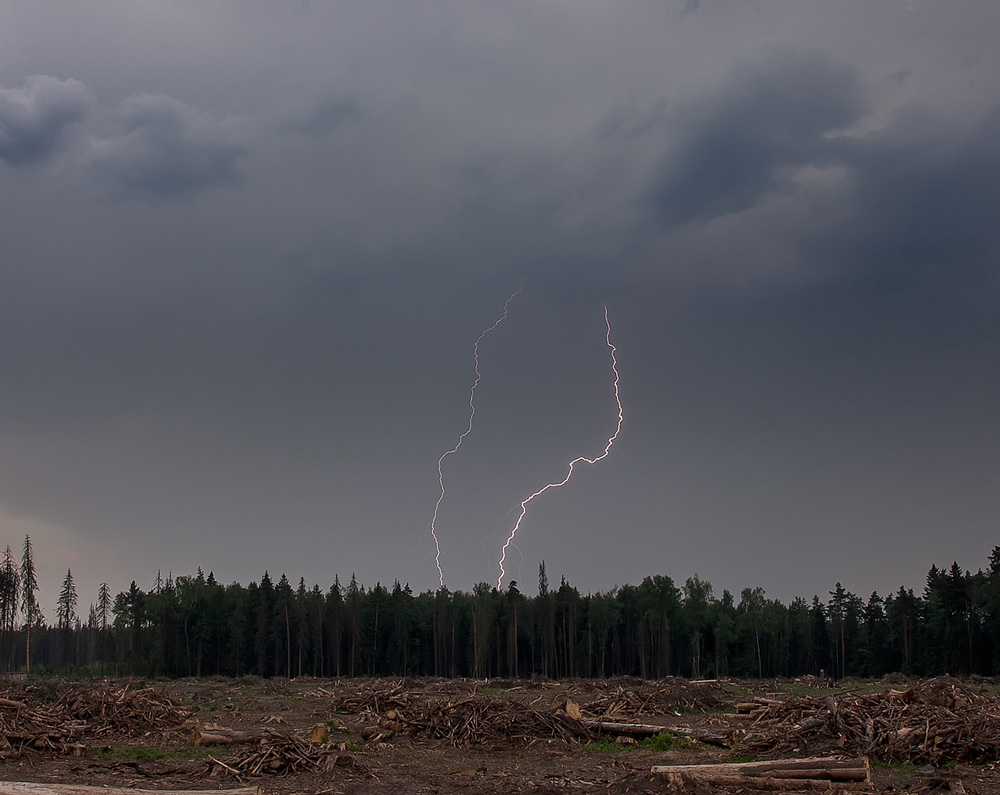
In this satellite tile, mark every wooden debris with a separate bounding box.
[653,756,871,790]
[0,681,193,759]
[584,719,734,746]
[741,676,1000,764]
[222,729,357,776]
[192,726,266,746]
[379,695,592,748]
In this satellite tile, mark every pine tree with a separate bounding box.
[0,546,20,671]
[20,536,41,674]
[57,569,79,669]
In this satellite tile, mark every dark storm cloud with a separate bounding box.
[90,93,246,199]
[820,105,1000,281]
[648,50,867,228]
[280,95,359,136]
[0,75,93,167]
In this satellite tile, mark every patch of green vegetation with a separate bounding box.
[584,732,678,753]
[774,681,837,697]
[638,732,678,752]
[875,762,916,787]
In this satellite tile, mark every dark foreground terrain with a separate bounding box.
[2,675,997,793]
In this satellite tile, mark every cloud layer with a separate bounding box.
[2,1,999,615]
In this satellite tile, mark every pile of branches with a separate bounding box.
[221,729,358,777]
[741,676,999,765]
[377,694,593,748]
[584,679,729,717]
[0,681,192,758]
[329,678,419,715]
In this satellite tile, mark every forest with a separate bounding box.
[2,536,999,681]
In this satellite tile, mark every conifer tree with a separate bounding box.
[20,535,41,674]
[57,569,78,668]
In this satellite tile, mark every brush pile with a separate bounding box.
[583,678,729,717]
[377,694,593,748]
[741,676,1000,764]
[0,681,192,758]
[222,729,358,776]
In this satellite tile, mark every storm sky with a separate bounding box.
[2,1,999,617]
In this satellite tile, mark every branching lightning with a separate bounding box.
[496,306,623,589]
[429,288,521,587]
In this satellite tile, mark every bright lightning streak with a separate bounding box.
[496,306,623,589]
[429,288,522,587]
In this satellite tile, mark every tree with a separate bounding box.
[57,569,79,668]
[96,581,112,673]
[0,545,20,671]
[20,536,41,674]
[738,587,766,678]
[683,575,713,678]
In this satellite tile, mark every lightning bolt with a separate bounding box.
[429,288,522,587]
[496,306,622,589]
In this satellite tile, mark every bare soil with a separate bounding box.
[3,676,999,794]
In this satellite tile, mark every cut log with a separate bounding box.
[659,774,869,791]
[193,726,265,746]
[584,720,733,746]
[652,756,871,788]
[0,785,260,795]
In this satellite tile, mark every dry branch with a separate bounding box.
[740,676,999,764]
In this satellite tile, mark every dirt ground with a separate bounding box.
[3,676,999,794]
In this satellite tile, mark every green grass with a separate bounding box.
[584,732,678,753]
[638,732,678,752]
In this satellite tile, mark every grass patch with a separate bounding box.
[638,732,678,752]
[584,732,678,754]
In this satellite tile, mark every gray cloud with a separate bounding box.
[280,95,359,136]
[822,105,1000,281]
[648,50,866,228]
[0,75,93,167]
[90,93,246,199]
[3,1,1000,611]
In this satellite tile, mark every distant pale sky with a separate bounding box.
[2,1,999,617]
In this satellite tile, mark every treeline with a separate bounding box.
[4,538,1000,680]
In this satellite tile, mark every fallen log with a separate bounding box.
[659,774,870,791]
[194,726,266,746]
[652,756,870,785]
[0,785,260,795]
[584,720,733,746]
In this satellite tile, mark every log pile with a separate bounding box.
[0,682,193,758]
[652,756,871,791]
[741,676,998,764]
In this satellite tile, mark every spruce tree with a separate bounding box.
[20,536,41,674]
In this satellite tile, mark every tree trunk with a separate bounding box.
[652,756,870,787]
[586,720,733,746]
